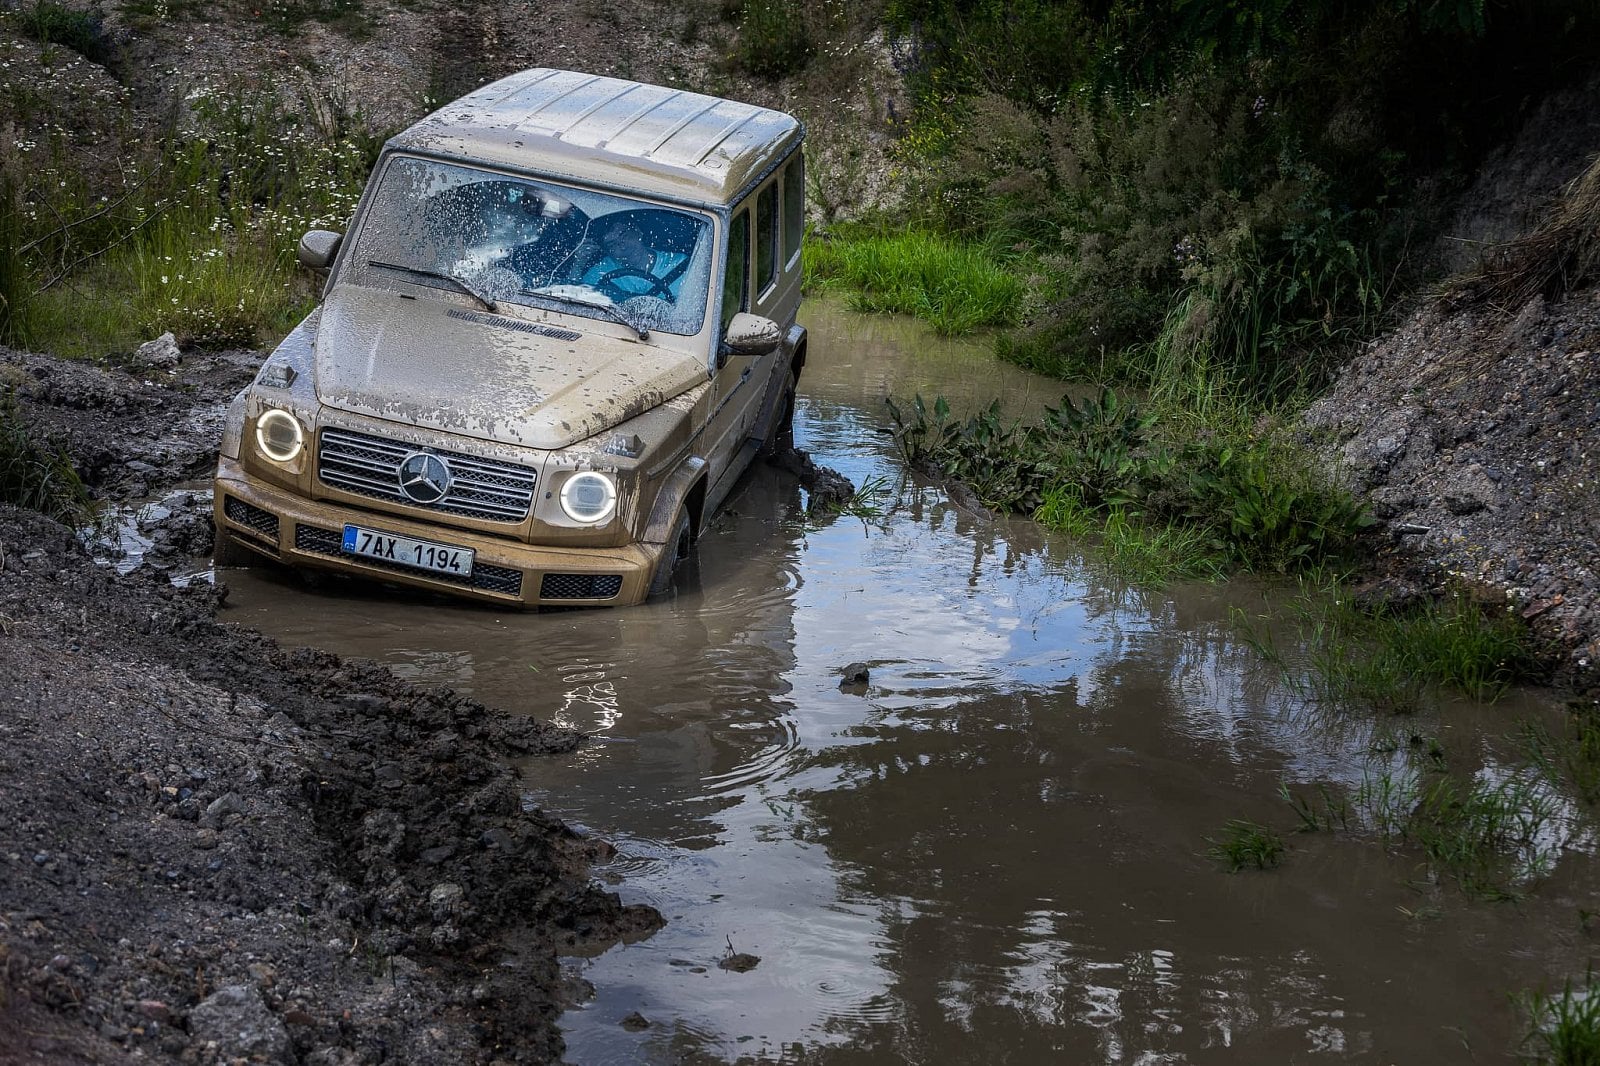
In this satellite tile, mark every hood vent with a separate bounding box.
[446,308,581,341]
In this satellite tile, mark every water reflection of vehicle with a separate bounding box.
[214,68,807,607]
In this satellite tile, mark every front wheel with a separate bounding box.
[759,369,797,458]
[648,509,693,599]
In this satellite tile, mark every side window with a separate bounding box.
[720,208,749,332]
[782,155,804,268]
[756,182,778,293]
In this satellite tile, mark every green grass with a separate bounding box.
[1523,706,1600,807]
[894,386,1369,582]
[1206,819,1285,872]
[1520,975,1600,1065]
[806,229,1023,335]
[0,395,90,525]
[10,88,374,358]
[1408,771,1560,897]
[1238,582,1539,716]
[1279,781,1351,833]
[1037,490,1226,585]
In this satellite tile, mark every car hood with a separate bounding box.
[313,285,707,450]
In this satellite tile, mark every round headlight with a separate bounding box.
[559,471,617,523]
[255,408,304,463]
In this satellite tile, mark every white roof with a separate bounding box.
[388,68,803,205]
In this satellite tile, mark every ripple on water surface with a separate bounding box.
[220,298,1594,1065]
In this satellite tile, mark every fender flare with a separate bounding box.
[642,455,707,544]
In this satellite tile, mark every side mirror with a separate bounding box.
[721,312,781,361]
[297,230,343,270]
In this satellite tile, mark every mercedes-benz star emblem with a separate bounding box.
[398,451,452,504]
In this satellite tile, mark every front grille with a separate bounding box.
[540,573,623,600]
[295,524,524,597]
[224,496,280,541]
[317,427,537,522]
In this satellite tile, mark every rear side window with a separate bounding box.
[756,183,778,292]
[783,155,804,266]
[721,208,749,331]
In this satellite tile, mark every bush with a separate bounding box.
[731,0,814,79]
[908,81,1385,399]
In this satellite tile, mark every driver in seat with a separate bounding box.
[576,216,685,301]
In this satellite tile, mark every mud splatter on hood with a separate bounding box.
[314,285,707,450]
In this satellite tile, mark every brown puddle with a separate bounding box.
[223,296,1597,1063]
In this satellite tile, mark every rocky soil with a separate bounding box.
[0,349,662,1064]
[1305,289,1600,695]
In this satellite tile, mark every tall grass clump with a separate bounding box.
[12,86,376,358]
[1206,819,1285,872]
[1519,975,1600,1065]
[0,175,24,346]
[1240,583,1539,715]
[807,229,1023,334]
[889,388,1371,581]
[0,395,90,525]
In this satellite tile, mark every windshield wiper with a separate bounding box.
[525,288,650,341]
[369,260,501,314]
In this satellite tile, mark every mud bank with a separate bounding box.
[0,347,661,1063]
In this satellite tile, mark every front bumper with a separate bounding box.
[213,456,658,607]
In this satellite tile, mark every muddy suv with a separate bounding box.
[214,69,806,606]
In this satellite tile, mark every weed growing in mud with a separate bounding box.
[1237,583,1539,715]
[1518,973,1600,1064]
[1206,819,1285,872]
[1523,707,1600,808]
[806,229,1023,335]
[1279,781,1351,834]
[829,473,894,532]
[0,395,89,525]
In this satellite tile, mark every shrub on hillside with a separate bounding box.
[909,80,1383,398]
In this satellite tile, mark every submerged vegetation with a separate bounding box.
[1238,583,1541,714]
[1519,974,1600,1065]
[1206,819,1285,872]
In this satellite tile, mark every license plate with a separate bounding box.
[342,524,475,577]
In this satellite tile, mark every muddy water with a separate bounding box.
[224,297,1596,1064]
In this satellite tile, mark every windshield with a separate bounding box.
[348,155,715,337]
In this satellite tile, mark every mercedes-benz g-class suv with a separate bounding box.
[213,69,806,606]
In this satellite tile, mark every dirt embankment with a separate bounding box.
[0,348,661,1063]
[1306,83,1600,696]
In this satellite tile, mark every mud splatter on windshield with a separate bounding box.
[350,155,715,336]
